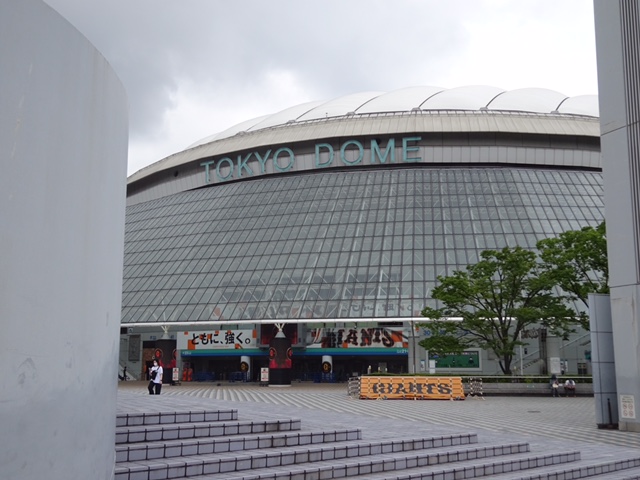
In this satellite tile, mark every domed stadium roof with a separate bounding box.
[188,86,599,148]
[129,86,599,183]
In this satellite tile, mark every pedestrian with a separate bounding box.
[148,359,163,395]
[550,374,560,398]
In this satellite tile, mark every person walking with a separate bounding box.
[550,374,560,398]
[148,359,163,395]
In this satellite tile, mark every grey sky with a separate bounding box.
[42,0,597,176]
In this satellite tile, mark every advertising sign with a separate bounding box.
[359,376,465,400]
[179,329,258,350]
[306,327,407,349]
[429,351,480,369]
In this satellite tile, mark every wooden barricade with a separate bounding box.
[359,376,465,400]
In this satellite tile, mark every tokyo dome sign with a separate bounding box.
[201,136,422,184]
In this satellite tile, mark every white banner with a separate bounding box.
[179,329,257,350]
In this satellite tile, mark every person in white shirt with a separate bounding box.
[148,359,163,395]
[564,379,576,397]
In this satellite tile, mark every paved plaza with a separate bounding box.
[117,381,640,451]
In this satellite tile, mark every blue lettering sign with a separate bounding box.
[340,140,364,166]
[402,136,422,162]
[315,143,334,167]
[216,157,234,180]
[255,149,272,174]
[371,139,395,163]
[202,136,425,183]
[237,152,253,177]
[201,160,215,184]
[273,147,295,172]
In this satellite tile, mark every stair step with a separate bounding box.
[113,441,529,480]
[116,409,237,427]
[234,450,580,480]
[584,464,640,480]
[495,458,640,480]
[116,428,364,462]
[115,419,302,444]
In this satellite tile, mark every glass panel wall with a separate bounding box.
[122,167,604,323]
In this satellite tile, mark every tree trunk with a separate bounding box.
[499,355,513,375]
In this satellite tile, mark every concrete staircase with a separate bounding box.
[114,406,640,480]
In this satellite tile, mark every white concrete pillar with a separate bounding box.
[0,1,128,478]
[595,0,640,432]
[589,293,619,428]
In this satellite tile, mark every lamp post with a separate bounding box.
[409,320,418,374]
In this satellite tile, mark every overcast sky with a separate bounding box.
[43,0,598,176]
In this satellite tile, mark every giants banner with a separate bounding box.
[359,376,465,400]
[306,327,408,349]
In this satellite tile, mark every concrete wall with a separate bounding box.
[594,0,640,432]
[0,1,128,478]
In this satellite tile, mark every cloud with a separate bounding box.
[43,0,597,175]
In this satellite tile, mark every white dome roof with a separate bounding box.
[189,85,598,148]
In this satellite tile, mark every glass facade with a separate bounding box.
[122,166,604,325]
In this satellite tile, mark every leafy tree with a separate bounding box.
[420,246,584,375]
[536,221,608,312]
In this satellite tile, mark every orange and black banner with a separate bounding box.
[359,376,465,400]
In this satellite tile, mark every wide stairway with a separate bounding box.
[114,404,640,480]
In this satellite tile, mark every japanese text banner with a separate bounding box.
[179,330,257,350]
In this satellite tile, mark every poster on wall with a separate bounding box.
[306,327,408,349]
[128,334,141,361]
[178,329,258,350]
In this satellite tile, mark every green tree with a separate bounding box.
[420,246,584,375]
[536,222,608,313]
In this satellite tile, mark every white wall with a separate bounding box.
[0,1,128,478]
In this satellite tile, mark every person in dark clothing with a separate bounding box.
[550,374,560,397]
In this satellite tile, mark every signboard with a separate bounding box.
[428,359,436,374]
[359,376,465,400]
[306,327,408,350]
[429,351,479,369]
[549,357,562,375]
[179,329,257,350]
[200,136,424,186]
[172,368,179,382]
[621,395,636,419]
[260,368,269,382]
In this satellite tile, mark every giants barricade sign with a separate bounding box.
[359,376,465,400]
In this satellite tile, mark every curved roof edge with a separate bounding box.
[189,86,598,149]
